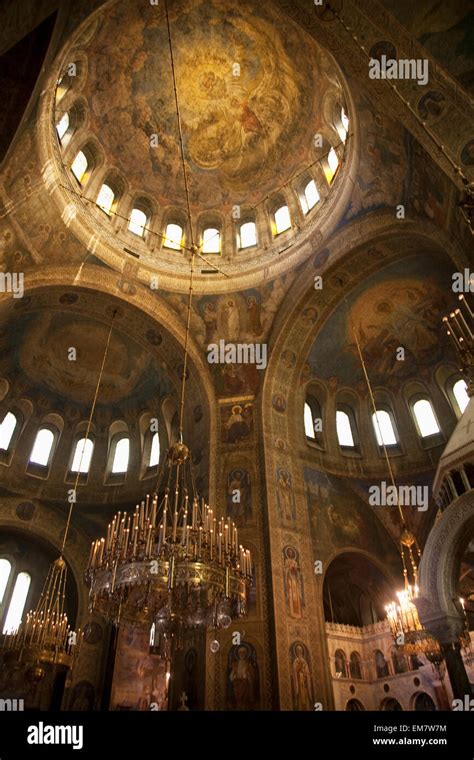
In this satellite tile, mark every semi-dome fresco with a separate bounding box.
[0,0,473,741]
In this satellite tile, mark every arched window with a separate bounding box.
[128,208,148,237]
[149,432,160,468]
[337,106,349,143]
[335,649,347,677]
[414,693,436,711]
[391,647,407,674]
[274,205,291,234]
[112,437,129,473]
[349,651,362,680]
[238,221,257,249]
[71,438,94,474]
[301,179,320,214]
[56,112,69,141]
[453,379,469,414]
[0,412,17,451]
[202,227,221,254]
[96,183,115,215]
[0,559,12,604]
[336,410,355,447]
[304,402,316,439]
[29,428,55,467]
[164,223,183,250]
[346,699,365,711]
[2,571,31,634]
[374,649,389,678]
[381,698,402,711]
[412,398,440,437]
[71,150,88,183]
[324,147,339,184]
[372,410,397,446]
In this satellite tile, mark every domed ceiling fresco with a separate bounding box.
[73,0,343,210]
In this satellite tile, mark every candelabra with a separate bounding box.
[443,293,474,396]
[86,441,251,634]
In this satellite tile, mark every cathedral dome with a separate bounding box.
[39,0,357,292]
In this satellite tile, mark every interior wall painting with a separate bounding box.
[110,626,168,711]
[226,642,260,711]
[226,468,252,525]
[283,545,305,619]
[290,641,314,711]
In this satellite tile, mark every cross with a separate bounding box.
[461,417,472,436]
[180,692,188,708]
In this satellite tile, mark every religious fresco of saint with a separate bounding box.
[110,627,168,711]
[290,641,314,711]
[226,468,252,525]
[226,642,260,711]
[276,468,297,526]
[220,402,254,443]
[282,545,305,619]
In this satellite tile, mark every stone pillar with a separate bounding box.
[439,641,472,702]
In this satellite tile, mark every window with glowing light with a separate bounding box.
[112,437,129,474]
[71,438,94,474]
[2,572,31,634]
[128,208,147,237]
[56,112,69,141]
[71,150,88,183]
[304,403,315,439]
[337,106,349,143]
[0,412,17,451]
[324,147,339,184]
[453,379,469,414]
[238,221,257,249]
[96,184,115,215]
[301,179,320,214]
[273,205,291,235]
[29,428,55,467]
[336,410,355,447]
[412,399,440,438]
[202,227,221,254]
[372,410,397,446]
[149,432,160,468]
[0,559,12,605]
[163,223,183,250]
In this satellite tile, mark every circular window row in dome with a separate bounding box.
[54,65,350,261]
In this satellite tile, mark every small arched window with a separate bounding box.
[202,227,221,254]
[56,112,69,141]
[349,651,362,680]
[238,221,257,249]
[337,106,349,143]
[71,438,94,474]
[372,410,397,446]
[301,179,320,214]
[273,205,291,235]
[112,437,130,473]
[164,223,183,250]
[71,150,88,183]
[0,559,12,604]
[412,399,440,437]
[375,649,389,678]
[336,410,355,447]
[2,571,31,634]
[453,379,469,414]
[324,147,339,184]
[304,402,316,439]
[96,183,115,215]
[29,428,55,467]
[128,208,148,237]
[149,432,160,468]
[0,412,17,451]
[335,649,347,677]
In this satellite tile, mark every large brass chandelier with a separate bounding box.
[86,0,252,637]
[86,441,251,632]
